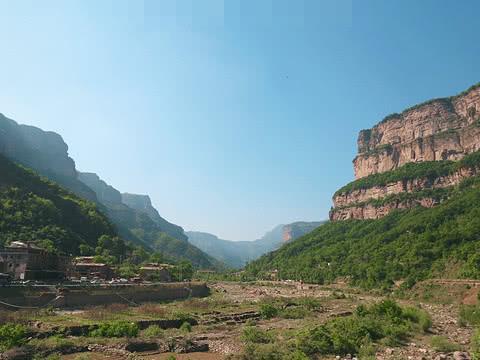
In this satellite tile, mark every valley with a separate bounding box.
[0,280,478,359]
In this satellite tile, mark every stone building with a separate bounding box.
[0,241,70,281]
[73,256,114,280]
[139,263,173,282]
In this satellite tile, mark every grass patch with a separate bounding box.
[242,326,275,344]
[459,305,480,326]
[430,336,461,352]
[143,325,164,338]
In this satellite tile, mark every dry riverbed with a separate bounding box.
[1,280,477,360]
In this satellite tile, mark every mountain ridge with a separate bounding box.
[187,221,324,268]
[0,113,216,268]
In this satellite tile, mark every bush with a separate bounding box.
[89,321,139,338]
[296,300,427,356]
[241,343,308,360]
[143,325,164,338]
[0,323,28,351]
[179,321,192,333]
[430,336,460,352]
[402,306,432,332]
[242,326,274,344]
[280,307,308,319]
[260,303,279,319]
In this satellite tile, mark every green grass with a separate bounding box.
[242,326,274,344]
[430,336,461,352]
[459,305,480,326]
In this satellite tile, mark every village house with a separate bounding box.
[73,256,114,280]
[0,241,70,281]
[139,263,173,282]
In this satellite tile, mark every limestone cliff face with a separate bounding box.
[354,85,480,179]
[330,167,478,221]
[331,83,480,221]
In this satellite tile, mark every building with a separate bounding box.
[0,241,70,281]
[139,263,173,282]
[73,256,114,280]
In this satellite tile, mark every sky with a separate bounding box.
[0,0,479,241]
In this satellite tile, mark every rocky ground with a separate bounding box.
[2,280,477,360]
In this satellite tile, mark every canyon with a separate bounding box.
[331,83,480,221]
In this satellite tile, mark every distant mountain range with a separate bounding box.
[187,221,325,268]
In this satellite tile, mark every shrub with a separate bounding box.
[260,303,279,319]
[88,321,139,338]
[0,323,28,351]
[459,305,480,326]
[179,321,192,333]
[143,325,164,338]
[280,307,309,319]
[297,297,322,311]
[296,300,427,356]
[430,336,460,352]
[402,306,432,332]
[241,343,308,360]
[242,326,274,344]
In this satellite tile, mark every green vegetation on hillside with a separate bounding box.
[337,150,480,196]
[0,154,121,256]
[247,175,480,288]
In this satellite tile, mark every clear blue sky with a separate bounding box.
[0,0,479,241]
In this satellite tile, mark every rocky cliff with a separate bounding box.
[354,84,480,179]
[121,193,187,242]
[331,83,480,221]
[0,112,217,268]
[0,113,97,201]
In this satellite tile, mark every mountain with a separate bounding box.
[187,222,324,268]
[75,172,217,268]
[0,113,97,202]
[121,193,186,242]
[330,82,480,221]
[246,82,480,287]
[0,153,119,256]
[0,113,217,268]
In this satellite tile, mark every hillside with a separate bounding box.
[246,173,480,287]
[0,154,122,256]
[77,172,216,268]
[187,222,324,268]
[0,113,217,268]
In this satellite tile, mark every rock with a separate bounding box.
[330,83,480,221]
[125,341,159,352]
[0,347,33,360]
[453,351,471,360]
